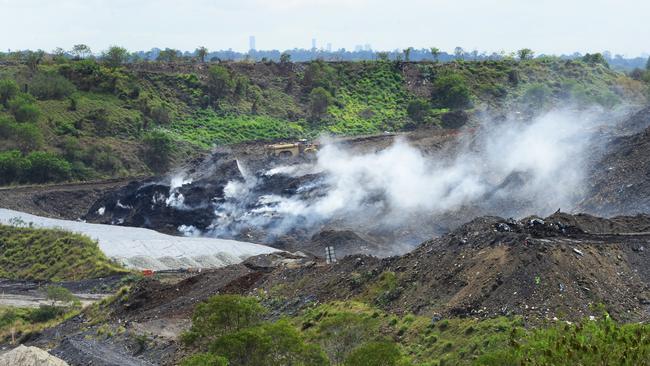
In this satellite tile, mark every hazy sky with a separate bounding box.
[1,0,648,56]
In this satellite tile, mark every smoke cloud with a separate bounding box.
[194,107,611,249]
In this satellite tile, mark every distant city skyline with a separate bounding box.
[1,0,649,57]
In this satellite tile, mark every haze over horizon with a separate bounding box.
[1,0,649,57]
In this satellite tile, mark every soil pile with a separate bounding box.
[0,345,68,366]
[304,230,381,258]
[254,212,650,322]
[580,107,650,216]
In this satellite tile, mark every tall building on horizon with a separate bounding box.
[326,43,332,52]
[311,38,317,50]
[249,35,256,51]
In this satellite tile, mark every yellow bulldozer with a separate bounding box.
[266,139,318,158]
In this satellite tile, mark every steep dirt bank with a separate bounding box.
[0,178,139,220]
[580,106,650,216]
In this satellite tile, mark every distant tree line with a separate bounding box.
[1,45,647,71]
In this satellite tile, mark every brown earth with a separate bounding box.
[0,178,141,220]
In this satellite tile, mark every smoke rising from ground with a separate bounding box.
[197,107,607,246]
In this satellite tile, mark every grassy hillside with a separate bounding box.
[0,224,127,281]
[0,57,647,185]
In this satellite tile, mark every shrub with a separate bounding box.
[209,319,328,366]
[8,93,40,123]
[181,353,228,366]
[303,60,337,93]
[24,151,72,183]
[182,294,266,348]
[0,150,29,184]
[0,78,19,107]
[45,285,78,308]
[13,121,44,152]
[310,311,380,364]
[432,73,471,110]
[207,65,234,98]
[309,87,333,120]
[29,305,64,323]
[344,341,404,366]
[406,99,430,122]
[29,72,76,99]
[478,315,650,366]
[522,83,551,109]
[142,130,175,174]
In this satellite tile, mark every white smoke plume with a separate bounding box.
[202,107,612,246]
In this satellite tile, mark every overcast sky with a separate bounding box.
[1,0,648,56]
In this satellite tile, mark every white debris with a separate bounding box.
[572,248,584,256]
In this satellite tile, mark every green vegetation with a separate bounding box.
[180,293,650,366]
[0,285,81,344]
[0,224,127,281]
[479,314,650,365]
[182,295,328,366]
[0,54,645,185]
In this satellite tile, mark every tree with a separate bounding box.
[45,285,77,308]
[377,52,390,61]
[209,320,328,366]
[313,312,380,364]
[183,294,266,348]
[403,47,413,62]
[71,44,92,60]
[646,56,650,71]
[52,47,67,63]
[0,79,18,107]
[344,341,404,366]
[207,65,234,98]
[582,53,609,68]
[102,46,129,68]
[454,46,465,60]
[280,52,291,63]
[432,73,471,110]
[517,48,534,61]
[430,47,440,63]
[196,46,209,63]
[22,50,45,72]
[309,87,333,120]
[157,48,180,62]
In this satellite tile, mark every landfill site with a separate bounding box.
[1,106,650,364]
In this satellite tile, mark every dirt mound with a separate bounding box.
[580,108,650,216]
[0,345,68,366]
[114,265,254,320]
[304,230,381,258]
[253,212,650,322]
[0,178,134,220]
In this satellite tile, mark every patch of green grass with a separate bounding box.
[171,113,305,146]
[478,314,650,366]
[0,224,128,281]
